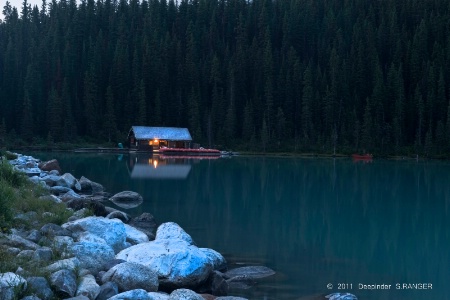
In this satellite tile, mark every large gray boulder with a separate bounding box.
[107,289,151,300]
[79,176,104,194]
[61,173,82,191]
[169,289,204,300]
[62,216,126,252]
[96,282,118,300]
[50,269,77,298]
[45,257,80,273]
[3,234,40,250]
[128,213,157,240]
[0,273,27,300]
[70,242,115,274]
[109,191,143,209]
[116,223,213,289]
[27,277,53,299]
[101,262,158,292]
[40,223,72,237]
[76,274,100,299]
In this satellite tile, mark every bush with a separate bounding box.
[0,162,27,187]
[0,180,15,232]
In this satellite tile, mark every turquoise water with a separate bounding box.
[27,152,450,300]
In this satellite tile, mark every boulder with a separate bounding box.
[223,266,275,281]
[0,273,27,294]
[60,190,82,202]
[62,216,126,253]
[70,242,115,274]
[108,289,151,300]
[20,296,41,300]
[50,269,77,298]
[50,186,71,195]
[101,262,158,292]
[128,213,157,240]
[32,247,53,262]
[40,223,72,237]
[66,199,107,217]
[96,282,118,300]
[199,248,227,272]
[106,211,130,223]
[26,277,53,299]
[3,234,40,250]
[46,257,80,273]
[26,230,42,243]
[38,159,62,173]
[76,274,100,300]
[124,224,149,245]
[169,289,204,300]
[155,222,193,244]
[147,292,170,300]
[77,232,107,244]
[116,239,213,290]
[17,250,35,260]
[38,194,62,203]
[109,191,143,209]
[61,173,82,191]
[41,174,62,187]
[207,271,228,296]
[215,297,248,300]
[79,176,104,194]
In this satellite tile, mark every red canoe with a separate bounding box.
[352,154,373,160]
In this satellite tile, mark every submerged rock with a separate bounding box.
[109,191,143,209]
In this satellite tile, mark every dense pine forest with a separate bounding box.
[1,0,450,156]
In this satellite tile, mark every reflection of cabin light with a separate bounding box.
[148,158,152,164]
[153,160,158,168]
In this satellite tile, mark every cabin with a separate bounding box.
[127,126,193,151]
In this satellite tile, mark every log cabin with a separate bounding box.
[127,126,193,151]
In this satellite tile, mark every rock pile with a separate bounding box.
[0,153,276,300]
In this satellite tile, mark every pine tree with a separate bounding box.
[47,86,62,141]
[103,86,117,143]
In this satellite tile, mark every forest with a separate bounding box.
[1,0,450,156]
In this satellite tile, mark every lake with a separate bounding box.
[25,152,450,300]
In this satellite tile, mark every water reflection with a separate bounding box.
[127,154,220,179]
[127,154,192,179]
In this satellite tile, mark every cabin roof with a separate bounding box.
[130,126,192,141]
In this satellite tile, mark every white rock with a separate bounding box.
[124,224,149,245]
[76,274,100,300]
[155,222,194,244]
[62,216,126,253]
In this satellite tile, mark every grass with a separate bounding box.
[0,152,75,299]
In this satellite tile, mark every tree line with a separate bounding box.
[1,0,450,156]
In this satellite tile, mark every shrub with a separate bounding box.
[0,162,27,187]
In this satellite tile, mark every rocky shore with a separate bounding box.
[0,153,276,300]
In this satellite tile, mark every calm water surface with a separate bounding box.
[27,152,450,300]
